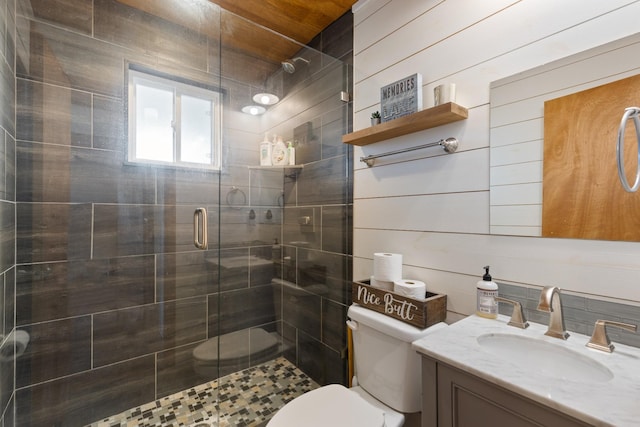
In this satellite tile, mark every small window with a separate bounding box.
[127,68,221,170]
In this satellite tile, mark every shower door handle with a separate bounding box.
[193,207,208,250]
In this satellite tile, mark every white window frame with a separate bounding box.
[127,68,222,170]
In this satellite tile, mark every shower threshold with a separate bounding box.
[87,357,318,427]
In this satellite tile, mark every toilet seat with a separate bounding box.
[267,384,386,427]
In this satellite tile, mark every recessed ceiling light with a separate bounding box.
[241,105,266,115]
[252,93,280,105]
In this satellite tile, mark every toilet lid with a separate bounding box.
[267,384,385,427]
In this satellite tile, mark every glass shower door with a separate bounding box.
[12,0,224,425]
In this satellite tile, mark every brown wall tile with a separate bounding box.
[297,330,344,386]
[217,283,277,335]
[16,316,91,387]
[16,256,155,325]
[26,0,93,35]
[156,342,207,398]
[16,141,157,204]
[17,78,92,147]
[3,132,15,202]
[93,204,206,258]
[92,95,124,151]
[0,201,14,273]
[93,298,206,367]
[16,202,92,263]
[0,53,14,136]
[321,205,352,255]
[3,268,14,340]
[282,283,321,340]
[156,251,216,301]
[296,155,349,206]
[322,300,347,353]
[94,0,209,73]
[16,355,155,427]
[156,168,220,205]
[16,17,124,96]
[0,274,14,412]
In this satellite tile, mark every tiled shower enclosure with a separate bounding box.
[0,0,353,425]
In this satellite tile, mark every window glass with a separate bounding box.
[181,95,213,164]
[135,83,174,162]
[128,68,221,170]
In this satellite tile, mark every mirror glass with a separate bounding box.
[489,32,640,240]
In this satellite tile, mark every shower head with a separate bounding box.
[281,59,296,74]
[281,57,310,74]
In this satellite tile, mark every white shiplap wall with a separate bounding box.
[352,0,640,321]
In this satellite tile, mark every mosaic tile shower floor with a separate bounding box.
[87,357,319,427]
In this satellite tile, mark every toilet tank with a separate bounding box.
[347,304,447,413]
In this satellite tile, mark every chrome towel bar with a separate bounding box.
[360,137,458,167]
[616,107,640,192]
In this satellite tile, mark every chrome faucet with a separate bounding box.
[537,286,569,340]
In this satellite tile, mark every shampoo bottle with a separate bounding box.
[476,265,498,319]
[260,133,272,166]
[287,141,296,165]
[271,135,289,166]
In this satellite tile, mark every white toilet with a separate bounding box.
[266,304,447,427]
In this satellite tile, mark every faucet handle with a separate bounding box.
[587,319,637,353]
[495,297,529,329]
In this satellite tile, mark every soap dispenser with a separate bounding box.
[259,133,272,166]
[476,265,498,319]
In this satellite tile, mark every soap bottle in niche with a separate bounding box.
[476,265,498,319]
[259,133,272,166]
[271,135,289,166]
[287,141,296,165]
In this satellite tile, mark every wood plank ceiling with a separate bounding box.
[209,0,357,46]
[116,0,356,66]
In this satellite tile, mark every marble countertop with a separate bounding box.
[412,314,640,427]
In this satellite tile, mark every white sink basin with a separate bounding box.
[477,333,614,383]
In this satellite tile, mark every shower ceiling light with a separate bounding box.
[241,105,266,115]
[253,92,279,105]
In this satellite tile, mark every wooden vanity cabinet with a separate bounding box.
[421,357,591,427]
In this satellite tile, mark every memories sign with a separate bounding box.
[380,73,422,122]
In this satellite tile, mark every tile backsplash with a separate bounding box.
[498,283,640,349]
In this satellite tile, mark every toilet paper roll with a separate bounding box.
[393,279,427,300]
[370,275,394,291]
[373,252,402,282]
[0,330,30,362]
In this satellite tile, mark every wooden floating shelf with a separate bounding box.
[343,102,468,146]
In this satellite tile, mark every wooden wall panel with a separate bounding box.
[489,33,640,237]
[542,74,640,241]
